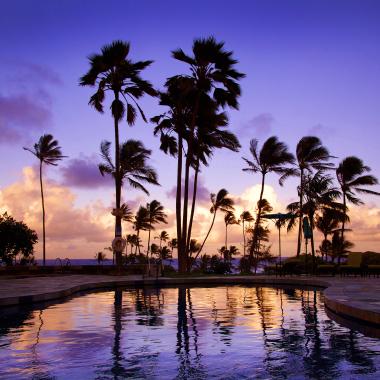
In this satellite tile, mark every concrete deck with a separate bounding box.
[1,274,380,331]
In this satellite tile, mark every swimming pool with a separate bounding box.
[1,286,380,379]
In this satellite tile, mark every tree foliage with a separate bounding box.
[0,213,38,265]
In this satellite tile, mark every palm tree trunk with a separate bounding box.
[242,220,246,257]
[297,169,304,257]
[225,223,228,250]
[309,212,316,273]
[114,92,122,269]
[176,134,185,273]
[341,193,347,258]
[181,152,192,269]
[147,226,152,271]
[251,173,266,260]
[192,211,217,266]
[39,160,46,266]
[186,157,200,265]
[135,230,139,255]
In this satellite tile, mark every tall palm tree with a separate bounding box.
[24,134,66,265]
[185,103,240,258]
[224,211,239,250]
[336,156,380,246]
[80,40,156,268]
[98,139,159,263]
[240,211,254,257]
[133,206,150,254]
[146,200,167,260]
[172,37,245,272]
[294,136,333,257]
[242,136,294,258]
[151,76,194,273]
[193,189,235,263]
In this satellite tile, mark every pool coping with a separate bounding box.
[1,275,379,330]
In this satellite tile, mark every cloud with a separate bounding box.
[0,166,114,258]
[239,113,275,139]
[166,175,210,203]
[60,154,113,189]
[0,93,52,143]
[0,62,62,144]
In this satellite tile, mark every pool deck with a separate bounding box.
[1,274,380,329]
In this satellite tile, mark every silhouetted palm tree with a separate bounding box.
[293,136,333,257]
[133,206,150,254]
[336,156,380,246]
[224,211,239,249]
[186,104,240,259]
[315,208,347,261]
[240,211,254,257]
[156,230,169,249]
[80,40,156,267]
[168,238,178,258]
[146,200,167,260]
[242,136,294,258]
[288,172,341,264]
[171,37,244,272]
[99,139,158,261]
[194,189,235,263]
[24,134,66,265]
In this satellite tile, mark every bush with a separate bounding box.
[196,254,231,275]
[362,251,380,265]
[0,213,38,266]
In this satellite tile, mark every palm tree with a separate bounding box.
[146,200,167,261]
[331,230,354,264]
[168,238,178,258]
[80,40,156,268]
[336,156,380,247]
[23,134,66,266]
[315,208,347,261]
[98,139,159,263]
[156,230,170,250]
[172,37,245,272]
[185,104,240,259]
[224,211,239,250]
[288,172,341,266]
[294,136,334,257]
[242,136,294,258]
[240,211,254,257]
[188,239,201,268]
[193,189,235,264]
[133,206,150,254]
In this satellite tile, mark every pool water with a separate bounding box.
[1,286,380,379]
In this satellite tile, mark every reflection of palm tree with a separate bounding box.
[336,156,380,248]
[243,136,294,259]
[80,40,156,268]
[24,134,66,265]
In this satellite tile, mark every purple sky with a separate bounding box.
[1,0,380,257]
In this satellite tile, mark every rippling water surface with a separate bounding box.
[1,286,380,379]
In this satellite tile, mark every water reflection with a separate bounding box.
[1,286,380,379]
